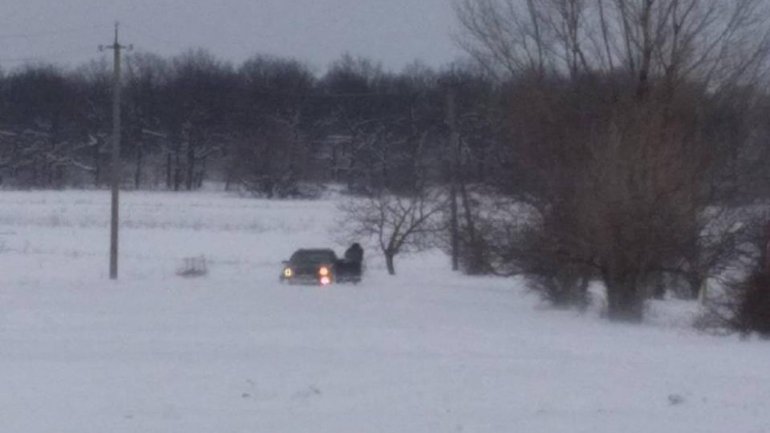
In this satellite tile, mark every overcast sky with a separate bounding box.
[0,0,463,73]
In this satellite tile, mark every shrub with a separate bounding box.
[735,272,770,337]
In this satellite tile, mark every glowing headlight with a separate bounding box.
[319,266,330,277]
[320,276,332,286]
[283,268,293,278]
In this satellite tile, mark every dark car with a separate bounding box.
[280,247,363,285]
[280,249,338,285]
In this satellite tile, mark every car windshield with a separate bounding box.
[290,250,336,265]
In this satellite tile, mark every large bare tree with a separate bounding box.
[454,0,770,321]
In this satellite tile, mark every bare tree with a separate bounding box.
[454,0,552,78]
[694,215,770,335]
[455,0,770,88]
[454,0,770,321]
[339,190,445,275]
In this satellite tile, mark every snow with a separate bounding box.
[2,190,770,433]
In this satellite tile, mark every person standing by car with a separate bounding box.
[344,243,364,278]
[344,243,364,263]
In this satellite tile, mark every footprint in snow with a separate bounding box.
[291,385,322,401]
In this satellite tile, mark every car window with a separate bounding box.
[291,251,336,264]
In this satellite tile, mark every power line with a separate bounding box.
[120,23,180,50]
[0,24,109,41]
[0,47,98,64]
[0,24,110,67]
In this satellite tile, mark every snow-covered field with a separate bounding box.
[1,190,770,433]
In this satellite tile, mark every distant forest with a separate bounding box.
[0,45,768,203]
[0,51,504,197]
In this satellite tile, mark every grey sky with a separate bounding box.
[0,0,463,73]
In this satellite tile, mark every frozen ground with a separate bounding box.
[1,190,770,433]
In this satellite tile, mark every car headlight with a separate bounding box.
[319,266,330,277]
[283,267,293,278]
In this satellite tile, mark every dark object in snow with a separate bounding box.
[668,394,685,405]
[735,272,770,337]
[280,248,362,285]
[177,256,208,278]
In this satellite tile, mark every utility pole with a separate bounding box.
[100,23,131,280]
[446,87,460,272]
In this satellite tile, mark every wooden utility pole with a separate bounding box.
[100,23,131,280]
[446,87,460,272]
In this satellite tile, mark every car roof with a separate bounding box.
[290,249,337,260]
[294,248,336,254]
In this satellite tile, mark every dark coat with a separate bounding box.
[344,243,364,263]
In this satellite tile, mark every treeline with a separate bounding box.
[0,51,507,197]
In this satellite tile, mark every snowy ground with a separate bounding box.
[1,190,770,433]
